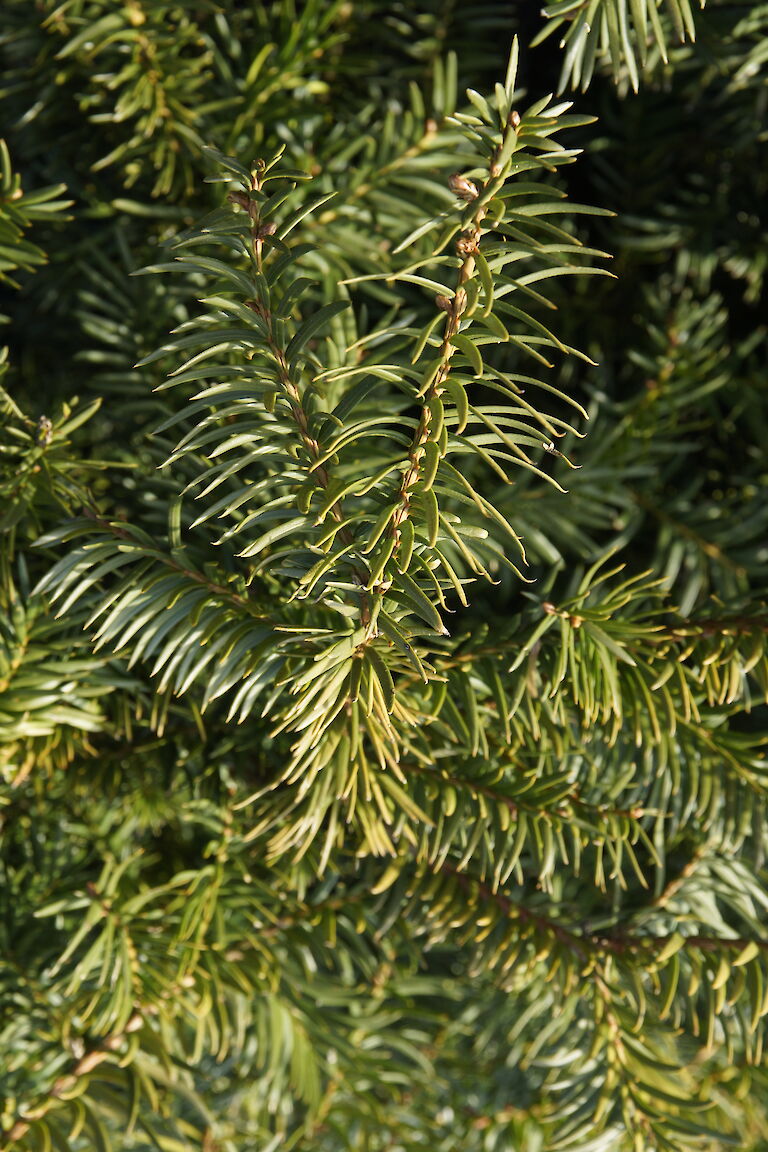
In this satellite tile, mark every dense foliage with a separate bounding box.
[2,1,768,1149]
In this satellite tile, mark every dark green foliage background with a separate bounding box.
[1,2,768,1150]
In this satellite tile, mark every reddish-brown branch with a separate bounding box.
[440,863,768,960]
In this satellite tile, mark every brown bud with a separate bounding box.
[227,191,251,212]
[256,221,277,238]
[448,173,479,201]
[508,110,521,129]
[435,290,468,316]
[228,190,262,225]
[35,415,53,447]
[456,231,478,256]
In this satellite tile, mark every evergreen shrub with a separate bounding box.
[1,2,768,1148]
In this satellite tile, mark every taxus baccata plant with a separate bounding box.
[1,2,768,1150]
